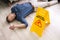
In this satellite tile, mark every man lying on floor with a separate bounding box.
[6,2,34,30]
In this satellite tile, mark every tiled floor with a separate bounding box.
[0,1,60,40]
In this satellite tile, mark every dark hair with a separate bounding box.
[6,16,11,23]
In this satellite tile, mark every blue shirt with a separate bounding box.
[11,2,34,27]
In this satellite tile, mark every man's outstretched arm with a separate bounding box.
[9,24,26,30]
[9,18,28,30]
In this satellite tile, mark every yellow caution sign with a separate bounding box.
[30,7,50,37]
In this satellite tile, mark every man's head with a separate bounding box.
[6,13,16,23]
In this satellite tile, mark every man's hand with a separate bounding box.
[9,24,15,30]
